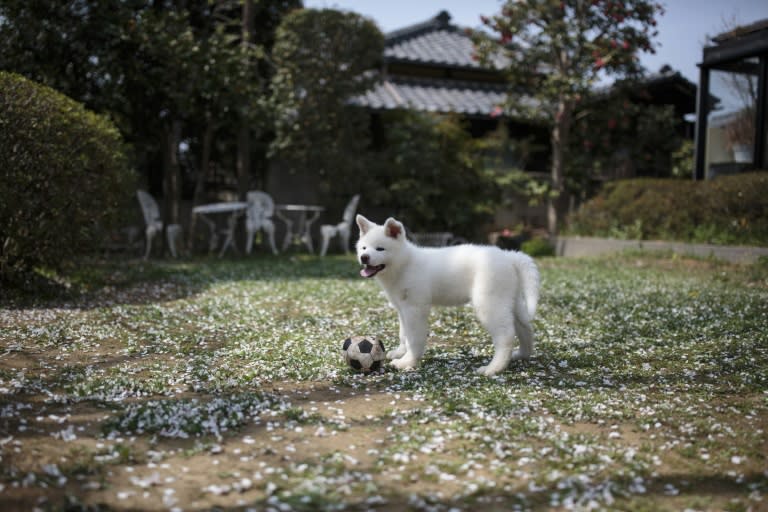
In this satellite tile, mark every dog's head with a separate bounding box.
[355,215,406,279]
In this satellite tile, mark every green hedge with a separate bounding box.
[567,173,768,246]
[0,72,134,284]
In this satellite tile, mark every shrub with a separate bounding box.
[0,72,134,284]
[521,237,555,257]
[567,173,768,245]
[363,111,499,240]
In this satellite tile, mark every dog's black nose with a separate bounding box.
[361,254,370,264]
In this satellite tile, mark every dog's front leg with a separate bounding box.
[387,310,408,360]
[390,305,429,370]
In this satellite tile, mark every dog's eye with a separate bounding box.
[376,247,385,252]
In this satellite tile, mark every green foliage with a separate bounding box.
[670,139,695,179]
[0,72,134,283]
[521,237,555,257]
[473,0,663,114]
[567,173,768,245]
[270,8,384,192]
[472,0,664,233]
[569,97,683,187]
[364,112,499,239]
[0,1,299,205]
[479,124,551,206]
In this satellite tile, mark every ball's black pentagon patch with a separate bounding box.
[376,339,386,351]
[358,339,373,353]
[369,360,381,372]
[342,338,352,351]
[350,359,363,370]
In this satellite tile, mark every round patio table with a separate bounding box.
[191,201,248,257]
[275,204,325,253]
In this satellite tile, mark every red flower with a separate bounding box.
[490,105,504,118]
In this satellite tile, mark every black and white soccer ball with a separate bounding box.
[342,336,386,373]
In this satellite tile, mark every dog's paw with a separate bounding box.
[387,348,407,360]
[476,364,503,377]
[390,357,417,371]
[511,350,531,361]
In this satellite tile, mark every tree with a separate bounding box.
[473,0,663,234]
[269,8,384,200]
[0,0,298,215]
[365,112,499,239]
[569,90,682,185]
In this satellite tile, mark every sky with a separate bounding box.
[304,0,768,100]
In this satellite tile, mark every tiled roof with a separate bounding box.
[384,10,507,70]
[352,11,515,118]
[353,77,507,117]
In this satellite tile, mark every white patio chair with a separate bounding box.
[320,194,360,256]
[245,190,278,255]
[136,190,182,259]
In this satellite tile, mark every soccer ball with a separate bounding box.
[342,336,386,373]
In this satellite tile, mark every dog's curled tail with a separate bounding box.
[517,253,540,319]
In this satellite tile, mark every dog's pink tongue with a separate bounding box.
[360,266,376,278]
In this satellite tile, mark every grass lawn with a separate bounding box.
[1,253,767,511]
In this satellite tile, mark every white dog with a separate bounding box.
[355,215,540,376]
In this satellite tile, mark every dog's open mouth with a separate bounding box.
[360,264,385,278]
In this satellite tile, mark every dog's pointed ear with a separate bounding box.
[356,214,373,235]
[384,218,404,240]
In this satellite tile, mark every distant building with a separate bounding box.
[694,18,768,179]
[353,11,700,228]
[355,10,509,126]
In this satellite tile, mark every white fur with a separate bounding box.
[355,215,540,376]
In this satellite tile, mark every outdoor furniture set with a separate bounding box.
[136,190,361,259]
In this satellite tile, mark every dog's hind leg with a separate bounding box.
[513,308,534,361]
[474,301,516,376]
[511,293,535,360]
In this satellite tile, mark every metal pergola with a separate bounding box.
[694,19,768,180]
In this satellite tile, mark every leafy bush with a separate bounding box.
[567,173,768,245]
[521,237,555,257]
[363,111,499,240]
[0,72,134,284]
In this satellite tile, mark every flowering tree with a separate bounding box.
[473,0,663,234]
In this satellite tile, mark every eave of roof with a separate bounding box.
[352,77,508,117]
[702,18,768,67]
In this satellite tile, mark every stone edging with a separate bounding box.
[554,236,768,264]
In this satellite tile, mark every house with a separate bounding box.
[352,10,699,228]
[694,18,768,179]
[355,10,509,132]
[269,10,701,232]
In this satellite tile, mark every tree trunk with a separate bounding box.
[162,119,182,254]
[237,0,255,200]
[548,98,573,235]
[193,120,214,206]
[236,124,250,199]
[189,120,214,251]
